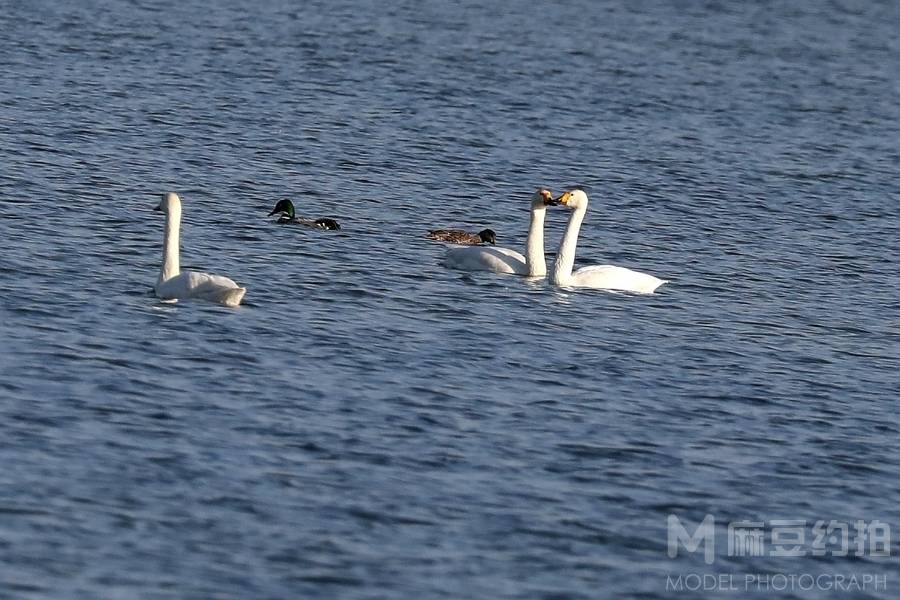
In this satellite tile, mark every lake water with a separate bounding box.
[1,0,898,598]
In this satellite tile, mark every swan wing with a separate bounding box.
[156,271,246,306]
[570,265,667,294]
[444,246,527,275]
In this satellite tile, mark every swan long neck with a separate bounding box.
[525,205,547,277]
[159,206,181,285]
[552,204,587,285]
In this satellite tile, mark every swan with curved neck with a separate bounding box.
[154,192,247,306]
[444,189,557,277]
[551,189,667,293]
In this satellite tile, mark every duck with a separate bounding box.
[444,189,557,277]
[427,228,496,245]
[268,198,341,230]
[550,189,667,293]
[153,192,246,306]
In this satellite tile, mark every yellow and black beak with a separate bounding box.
[540,190,559,206]
[555,191,573,206]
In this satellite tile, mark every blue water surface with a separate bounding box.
[1,0,899,598]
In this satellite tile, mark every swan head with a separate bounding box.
[477,229,497,244]
[154,192,182,215]
[556,189,588,210]
[268,198,296,219]
[531,188,558,209]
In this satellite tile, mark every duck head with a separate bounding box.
[268,198,296,219]
[477,229,497,244]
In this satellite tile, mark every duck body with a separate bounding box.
[269,199,340,230]
[276,215,341,230]
[154,192,246,307]
[428,228,496,245]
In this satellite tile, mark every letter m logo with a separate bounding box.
[668,514,716,565]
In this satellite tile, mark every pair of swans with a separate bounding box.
[445,189,667,294]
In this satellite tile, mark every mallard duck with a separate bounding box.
[427,228,496,245]
[268,199,341,230]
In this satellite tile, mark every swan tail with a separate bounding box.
[172,272,247,306]
[213,286,246,307]
[643,281,666,294]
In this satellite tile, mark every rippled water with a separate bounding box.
[2,0,899,598]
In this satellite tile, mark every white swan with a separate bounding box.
[444,189,556,277]
[551,189,667,294]
[153,192,247,306]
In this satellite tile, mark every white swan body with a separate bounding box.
[551,190,667,294]
[154,192,246,306]
[562,264,666,294]
[446,246,529,274]
[156,271,247,306]
[444,189,556,277]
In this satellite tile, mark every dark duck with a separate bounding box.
[426,228,496,245]
[268,199,341,230]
